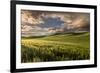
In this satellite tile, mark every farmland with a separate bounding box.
[21,32,90,63]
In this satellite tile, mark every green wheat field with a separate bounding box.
[21,32,90,63]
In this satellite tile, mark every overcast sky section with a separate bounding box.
[21,10,90,36]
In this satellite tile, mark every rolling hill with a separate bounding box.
[21,32,90,63]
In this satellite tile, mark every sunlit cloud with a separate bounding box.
[21,10,44,25]
[21,10,90,36]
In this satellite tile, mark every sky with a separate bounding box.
[21,10,90,36]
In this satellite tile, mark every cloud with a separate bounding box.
[21,10,44,26]
[21,10,90,36]
[71,13,90,29]
[22,25,52,36]
[40,12,90,30]
[22,25,33,32]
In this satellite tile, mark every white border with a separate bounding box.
[16,4,94,69]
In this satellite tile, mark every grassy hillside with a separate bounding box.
[21,32,90,63]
